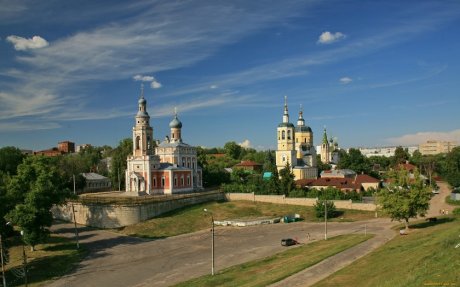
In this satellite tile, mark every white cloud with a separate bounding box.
[6,35,49,50]
[151,80,162,89]
[317,31,346,44]
[210,85,218,89]
[339,77,353,84]
[133,74,162,89]
[133,75,154,82]
[386,129,460,145]
[239,139,252,148]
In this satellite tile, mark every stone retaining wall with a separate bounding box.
[52,191,225,228]
[225,193,377,211]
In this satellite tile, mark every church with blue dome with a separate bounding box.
[125,87,202,195]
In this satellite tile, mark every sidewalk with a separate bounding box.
[268,220,396,287]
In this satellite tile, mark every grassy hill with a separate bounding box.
[314,216,460,287]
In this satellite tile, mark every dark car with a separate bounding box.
[281,238,297,246]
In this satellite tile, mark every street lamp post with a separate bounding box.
[203,209,215,276]
[19,231,27,287]
[72,175,80,249]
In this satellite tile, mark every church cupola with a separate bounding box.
[132,84,154,156]
[169,108,182,143]
[297,104,305,127]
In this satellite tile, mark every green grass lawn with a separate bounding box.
[3,235,87,287]
[115,200,376,239]
[314,216,460,287]
[174,234,373,287]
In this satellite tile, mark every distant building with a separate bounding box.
[358,146,418,158]
[58,141,75,153]
[34,147,63,157]
[233,161,262,172]
[419,140,457,155]
[296,173,380,192]
[320,169,356,179]
[81,172,111,193]
[76,144,92,153]
[20,149,33,156]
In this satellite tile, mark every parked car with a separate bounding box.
[431,188,440,194]
[281,238,297,246]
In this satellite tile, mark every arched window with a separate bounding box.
[287,130,291,140]
[282,130,285,140]
[153,177,156,187]
[181,176,184,186]
[161,176,165,187]
[147,136,151,150]
[136,136,140,150]
[174,176,177,187]
[305,138,307,143]
[278,131,280,140]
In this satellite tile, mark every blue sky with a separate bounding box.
[1,0,460,151]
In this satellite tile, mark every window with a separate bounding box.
[282,130,285,140]
[287,130,291,140]
[296,138,298,143]
[187,175,190,185]
[181,176,184,186]
[153,177,156,187]
[161,177,165,187]
[278,131,280,140]
[174,176,177,187]
[136,136,140,150]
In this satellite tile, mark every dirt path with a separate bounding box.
[426,181,454,217]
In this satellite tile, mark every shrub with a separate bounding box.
[453,208,460,215]
[314,199,337,218]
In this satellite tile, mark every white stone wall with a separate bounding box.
[225,193,377,211]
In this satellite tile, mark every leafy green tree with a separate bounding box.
[262,150,276,172]
[224,141,242,160]
[393,146,410,166]
[377,169,431,231]
[337,148,370,174]
[6,156,71,250]
[314,199,336,218]
[279,162,295,196]
[0,146,25,176]
[109,138,133,190]
[316,155,332,174]
[266,168,281,195]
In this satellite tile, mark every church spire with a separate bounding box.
[322,127,328,145]
[282,96,289,123]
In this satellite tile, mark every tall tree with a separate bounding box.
[377,168,431,231]
[6,156,71,250]
[393,146,410,166]
[109,138,133,190]
[0,146,25,176]
[279,162,295,196]
[224,141,242,160]
[337,148,370,174]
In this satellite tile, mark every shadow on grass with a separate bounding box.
[6,251,87,287]
[410,217,455,229]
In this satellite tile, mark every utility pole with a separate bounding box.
[324,199,328,240]
[1,234,6,287]
[72,175,80,249]
[118,167,121,191]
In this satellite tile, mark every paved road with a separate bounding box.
[47,218,394,287]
